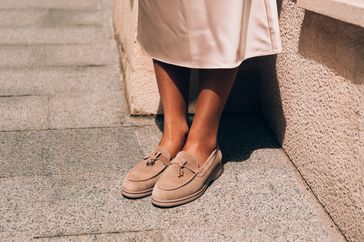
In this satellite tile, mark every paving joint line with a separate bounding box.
[0,122,160,133]
[0,64,113,71]
[0,64,111,69]
[0,94,36,98]
[0,24,105,29]
[0,8,107,13]
[0,43,108,47]
[32,228,164,240]
[0,7,105,11]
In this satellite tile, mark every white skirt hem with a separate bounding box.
[140,42,283,69]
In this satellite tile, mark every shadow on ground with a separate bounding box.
[152,113,281,165]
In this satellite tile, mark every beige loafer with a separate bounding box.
[121,145,172,199]
[151,145,223,207]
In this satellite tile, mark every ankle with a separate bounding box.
[163,120,189,138]
[159,121,189,158]
[184,130,217,149]
[182,141,217,166]
[183,137,217,153]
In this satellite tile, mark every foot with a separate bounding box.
[121,145,172,199]
[151,145,223,207]
[158,121,189,158]
[181,140,217,167]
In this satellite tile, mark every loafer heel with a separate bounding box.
[211,163,223,182]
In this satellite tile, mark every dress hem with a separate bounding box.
[139,42,282,69]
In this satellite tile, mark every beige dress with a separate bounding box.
[137,0,282,69]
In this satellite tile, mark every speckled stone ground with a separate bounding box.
[0,0,346,241]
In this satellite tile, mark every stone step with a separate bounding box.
[0,66,121,96]
[0,117,346,241]
[0,95,48,131]
[0,9,107,27]
[0,0,101,10]
[0,43,117,67]
[0,26,108,45]
[0,91,126,131]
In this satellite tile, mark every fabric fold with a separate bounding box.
[137,0,282,69]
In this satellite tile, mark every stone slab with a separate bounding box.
[0,95,48,131]
[297,0,364,28]
[0,44,116,68]
[0,26,107,45]
[0,66,122,96]
[0,174,119,241]
[31,220,341,242]
[123,115,162,127]
[0,9,107,27]
[134,124,163,156]
[49,91,126,129]
[0,126,141,178]
[0,122,344,241]
[160,221,341,242]
[217,114,282,162]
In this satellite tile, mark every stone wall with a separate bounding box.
[259,1,363,241]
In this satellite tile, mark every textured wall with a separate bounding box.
[259,1,364,241]
[112,0,160,115]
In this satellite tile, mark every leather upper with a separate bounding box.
[122,145,172,193]
[152,146,222,201]
[127,150,170,182]
[157,151,199,191]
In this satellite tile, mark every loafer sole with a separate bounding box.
[151,163,223,207]
[121,187,153,199]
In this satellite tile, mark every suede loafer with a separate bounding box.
[121,145,172,198]
[151,145,223,207]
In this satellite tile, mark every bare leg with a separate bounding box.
[153,59,191,158]
[182,67,239,166]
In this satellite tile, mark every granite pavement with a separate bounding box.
[0,0,346,241]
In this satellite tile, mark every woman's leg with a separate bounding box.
[182,67,239,166]
[153,59,191,158]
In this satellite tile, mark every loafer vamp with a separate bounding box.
[157,164,197,191]
[127,159,166,182]
[151,146,223,206]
